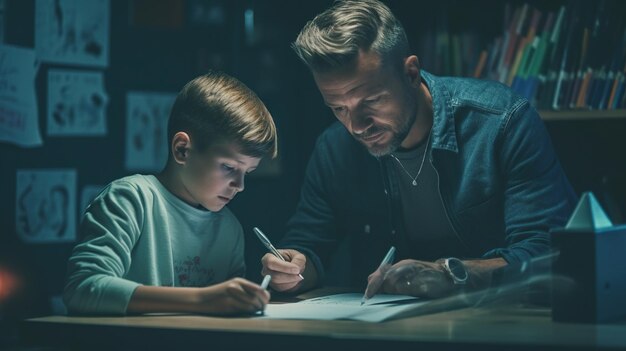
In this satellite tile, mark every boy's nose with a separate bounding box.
[230,174,245,192]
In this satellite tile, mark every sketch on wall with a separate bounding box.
[80,184,104,216]
[125,92,176,172]
[35,0,110,67]
[0,44,42,147]
[16,169,77,243]
[47,69,108,136]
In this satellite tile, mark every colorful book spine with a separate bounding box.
[432,1,626,113]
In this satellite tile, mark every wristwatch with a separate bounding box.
[443,257,468,285]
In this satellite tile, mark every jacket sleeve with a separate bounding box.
[483,101,577,264]
[279,134,340,285]
[63,182,144,315]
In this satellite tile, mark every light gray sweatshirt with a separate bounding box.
[63,174,245,315]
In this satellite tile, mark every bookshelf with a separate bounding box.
[413,1,626,114]
[540,109,626,121]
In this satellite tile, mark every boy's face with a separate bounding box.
[181,141,260,212]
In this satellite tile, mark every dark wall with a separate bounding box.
[0,0,336,322]
[1,1,625,341]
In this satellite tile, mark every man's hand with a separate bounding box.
[381,259,456,298]
[366,257,508,299]
[261,249,306,292]
[365,259,456,299]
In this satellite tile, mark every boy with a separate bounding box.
[63,71,277,315]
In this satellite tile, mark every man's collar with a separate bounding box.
[421,70,459,153]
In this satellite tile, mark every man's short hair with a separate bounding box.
[292,0,409,72]
[168,71,278,158]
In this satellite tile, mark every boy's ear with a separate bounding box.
[172,132,191,165]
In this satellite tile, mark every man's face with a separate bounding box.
[180,142,260,212]
[312,50,419,156]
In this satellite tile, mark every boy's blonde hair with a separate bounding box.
[168,71,278,158]
[292,0,409,72]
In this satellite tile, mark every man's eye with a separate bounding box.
[221,164,235,172]
[365,96,381,104]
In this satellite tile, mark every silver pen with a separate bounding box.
[253,227,304,280]
[361,246,396,306]
[256,274,272,315]
[261,274,272,289]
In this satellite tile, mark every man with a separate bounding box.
[262,0,576,299]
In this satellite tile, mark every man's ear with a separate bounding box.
[171,132,191,165]
[403,55,421,87]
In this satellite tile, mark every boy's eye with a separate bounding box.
[221,164,235,172]
[332,106,347,117]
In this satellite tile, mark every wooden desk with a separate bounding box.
[21,290,626,351]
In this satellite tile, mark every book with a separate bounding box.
[553,2,582,110]
[473,50,488,78]
[567,26,589,108]
[525,11,555,102]
[538,6,567,109]
[507,9,541,86]
[497,4,526,82]
[582,2,623,110]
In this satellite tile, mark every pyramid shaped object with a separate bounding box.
[565,192,613,231]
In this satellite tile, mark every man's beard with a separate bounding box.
[359,113,416,157]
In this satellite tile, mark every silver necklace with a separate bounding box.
[390,131,431,186]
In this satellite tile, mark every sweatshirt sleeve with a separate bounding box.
[63,181,145,315]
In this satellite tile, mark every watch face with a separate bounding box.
[448,258,468,281]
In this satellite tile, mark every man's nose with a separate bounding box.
[350,111,372,135]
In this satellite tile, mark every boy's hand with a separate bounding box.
[261,249,306,292]
[197,277,270,315]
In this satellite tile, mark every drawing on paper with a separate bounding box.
[0,44,42,147]
[35,0,110,67]
[125,92,176,171]
[47,69,108,136]
[16,169,77,243]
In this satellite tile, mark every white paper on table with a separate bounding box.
[47,69,108,136]
[260,293,430,323]
[35,0,110,67]
[15,169,77,243]
[125,91,176,172]
[0,44,42,147]
[300,293,417,306]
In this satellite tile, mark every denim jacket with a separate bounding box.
[280,71,577,288]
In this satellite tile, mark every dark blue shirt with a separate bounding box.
[392,138,464,261]
[280,71,577,289]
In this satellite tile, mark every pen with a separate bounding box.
[253,227,304,280]
[360,246,396,306]
[256,275,272,316]
[261,274,272,290]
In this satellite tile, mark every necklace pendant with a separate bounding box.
[412,179,418,186]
